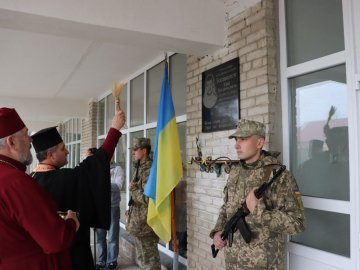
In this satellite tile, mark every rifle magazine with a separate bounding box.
[237,217,252,244]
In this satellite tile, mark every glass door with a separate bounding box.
[279,0,358,269]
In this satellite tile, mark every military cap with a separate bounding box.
[31,126,63,153]
[0,107,25,139]
[132,137,151,150]
[229,119,265,139]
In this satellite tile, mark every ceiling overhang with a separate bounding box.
[0,0,226,131]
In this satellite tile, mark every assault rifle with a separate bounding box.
[211,165,286,258]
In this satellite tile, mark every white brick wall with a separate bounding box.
[81,101,98,156]
[186,0,279,268]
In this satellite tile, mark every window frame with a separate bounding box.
[279,0,357,268]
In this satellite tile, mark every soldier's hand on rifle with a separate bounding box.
[213,231,227,250]
[246,187,259,213]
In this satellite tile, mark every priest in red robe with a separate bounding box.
[0,107,80,270]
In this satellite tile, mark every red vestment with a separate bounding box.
[0,154,76,270]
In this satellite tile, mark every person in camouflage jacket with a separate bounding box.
[210,119,305,270]
[126,137,161,270]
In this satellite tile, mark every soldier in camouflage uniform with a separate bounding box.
[210,119,305,270]
[126,138,161,270]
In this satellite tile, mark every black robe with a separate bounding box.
[31,148,110,270]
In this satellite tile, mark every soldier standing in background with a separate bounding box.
[125,138,161,270]
[210,119,305,270]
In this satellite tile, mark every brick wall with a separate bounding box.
[81,101,98,156]
[186,0,279,269]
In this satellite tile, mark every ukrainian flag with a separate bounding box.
[144,61,183,243]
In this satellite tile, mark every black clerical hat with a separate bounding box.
[31,126,63,153]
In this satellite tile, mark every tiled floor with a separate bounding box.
[117,255,141,270]
[94,255,169,270]
[90,228,185,270]
[90,246,141,270]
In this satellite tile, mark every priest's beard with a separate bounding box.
[20,152,33,166]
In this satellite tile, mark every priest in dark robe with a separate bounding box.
[0,107,80,270]
[30,110,125,270]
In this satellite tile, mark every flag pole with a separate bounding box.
[167,52,178,269]
[171,190,179,270]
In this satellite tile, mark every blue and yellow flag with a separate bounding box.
[144,62,183,243]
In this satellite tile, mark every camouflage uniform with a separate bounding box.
[210,120,305,270]
[129,158,161,270]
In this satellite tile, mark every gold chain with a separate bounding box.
[0,159,18,170]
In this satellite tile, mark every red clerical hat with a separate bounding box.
[0,107,26,139]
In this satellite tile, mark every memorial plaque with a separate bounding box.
[202,58,240,132]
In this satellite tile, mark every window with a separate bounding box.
[96,53,188,260]
[292,209,350,256]
[98,98,105,136]
[285,0,344,66]
[170,53,187,116]
[288,66,350,257]
[130,74,144,127]
[290,65,348,201]
[106,94,115,131]
[282,0,350,260]
[115,135,127,224]
[61,118,82,168]
[147,61,166,123]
